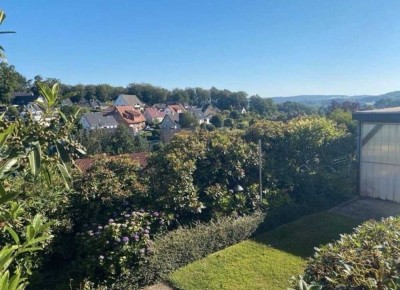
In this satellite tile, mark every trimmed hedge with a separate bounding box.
[109,211,265,289]
[292,216,400,289]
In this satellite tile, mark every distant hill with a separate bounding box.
[272,91,400,106]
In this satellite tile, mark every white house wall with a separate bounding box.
[360,123,400,202]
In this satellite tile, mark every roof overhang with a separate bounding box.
[353,108,400,123]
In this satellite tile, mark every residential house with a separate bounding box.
[160,113,181,143]
[188,107,210,125]
[160,113,180,130]
[164,106,174,115]
[24,102,44,122]
[77,99,107,111]
[79,112,119,130]
[107,106,146,133]
[166,104,185,115]
[60,98,74,107]
[113,94,144,111]
[202,104,221,118]
[143,108,166,124]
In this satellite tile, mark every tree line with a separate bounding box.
[0,62,316,119]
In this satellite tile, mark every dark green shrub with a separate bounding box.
[205,123,216,131]
[223,117,234,128]
[292,216,400,289]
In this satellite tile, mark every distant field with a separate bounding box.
[168,212,359,290]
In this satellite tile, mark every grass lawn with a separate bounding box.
[168,212,360,290]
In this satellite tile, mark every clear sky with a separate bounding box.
[1,0,400,97]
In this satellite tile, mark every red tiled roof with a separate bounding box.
[145,108,166,119]
[113,106,146,124]
[130,152,148,167]
[168,104,185,113]
[75,158,94,173]
[75,152,148,173]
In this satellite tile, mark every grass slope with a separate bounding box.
[168,212,359,290]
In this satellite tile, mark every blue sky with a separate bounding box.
[2,0,400,97]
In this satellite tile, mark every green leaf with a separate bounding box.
[0,270,10,290]
[0,11,5,24]
[73,107,82,119]
[41,165,52,187]
[28,142,41,176]
[5,227,19,245]
[58,111,67,123]
[25,225,35,241]
[8,268,22,290]
[31,215,42,231]
[57,163,71,190]
[38,83,59,108]
[0,246,17,272]
[56,142,71,164]
[26,235,52,246]
[0,158,19,180]
[0,124,15,148]
[17,247,42,254]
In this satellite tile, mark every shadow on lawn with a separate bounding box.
[251,211,361,258]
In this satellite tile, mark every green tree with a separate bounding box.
[29,75,60,97]
[126,83,170,105]
[249,95,277,117]
[210,115,224,128]
[229,110,240,120]
[179,112,198,128]
[277,101,315,120]
[224,117,234,128]
[328,108,357,134]
[108,125,147,154]
[6,105,19,119]
[95,84,113,102]
[0,63,28,104]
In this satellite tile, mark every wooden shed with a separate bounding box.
[353,107,400,202]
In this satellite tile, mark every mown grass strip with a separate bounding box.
[168,212,359,290]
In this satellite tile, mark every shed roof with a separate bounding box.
[353,107,400,123]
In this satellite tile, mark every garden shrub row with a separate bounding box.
[106,211,266,289]
[292,216,400,289]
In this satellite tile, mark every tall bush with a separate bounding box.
[71,156,148,228]
[244,116,354,202]
[147,130,260,223]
